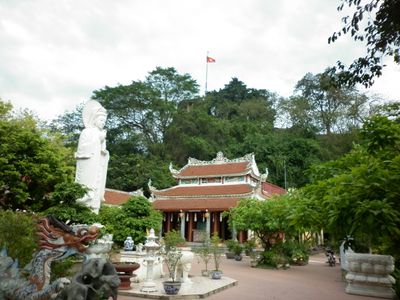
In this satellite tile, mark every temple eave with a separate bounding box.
[153,192,253,199]
[172,171,251,178]
[153,197,241,211]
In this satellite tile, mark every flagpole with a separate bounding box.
[205,51,209,95]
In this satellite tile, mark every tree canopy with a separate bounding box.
[329,0,400,87]
[98,196,162,245]
[293,68,370,134]
[0,100,76,211]
[48,66,380,191]
[299,106,400,253]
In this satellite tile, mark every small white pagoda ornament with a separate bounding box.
[140,228,160,293]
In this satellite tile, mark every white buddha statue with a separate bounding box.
[75,100,109,214]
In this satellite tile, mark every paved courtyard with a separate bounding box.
[118,252,376,300]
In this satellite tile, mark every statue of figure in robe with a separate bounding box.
[75,100,109,214]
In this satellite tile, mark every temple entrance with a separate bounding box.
[162,212,180,234]
[221,214,232,240]
[162,211,236,242]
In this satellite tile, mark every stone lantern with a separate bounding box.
[140,228,160,292]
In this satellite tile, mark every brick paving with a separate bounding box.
[118,253,375,300]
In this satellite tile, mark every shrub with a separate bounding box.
[281,240,309,265]
[225,239,242,255]
[43,181,99,225]
[232,242,243,256]
[260,250,289,268]
[50,257,76,282]
[99,196,162,246]
[244,238,256,255]
[261,251,275,266]
[163,229,185,250]
[0,210,37,266]
[44,203,99,225]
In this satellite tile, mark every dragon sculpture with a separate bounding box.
[0,215,119,300]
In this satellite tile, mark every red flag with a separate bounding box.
[206,56,216,63]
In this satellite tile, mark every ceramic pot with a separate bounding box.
[163,281,181,295]
[211,270,222,279]
[250,260,258,268]
[234,255,243,261]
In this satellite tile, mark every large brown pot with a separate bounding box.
[113,262,140,290]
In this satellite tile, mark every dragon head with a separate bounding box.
[36,216,100,256]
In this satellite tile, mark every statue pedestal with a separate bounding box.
[120,251,164,283]
[141,258,158,292]
[345,253,396,299]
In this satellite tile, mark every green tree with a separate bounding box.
[206,78,277,126]
[43,182,99,224]
[278,95,318,137]
[301,111,400,252]
[240,131,324,188]
[164,103,232,165]
[146,67,199,104]
[48,103,84,148]
[99,196,162,245]
[227,197,293,252]
[106,153,174,192]
[294,69,370,134]
[0,100,75,211]
[329,0,400,87]
[0,210,37,266]
[285,189,325,239]
[92,67,199,147]
[88,67,199,192]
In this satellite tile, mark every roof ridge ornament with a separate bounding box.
[169,162,179,174]
[215,151,225,162]
[260,168,269,182]
[186,152,254,166]
[148,178,156,192]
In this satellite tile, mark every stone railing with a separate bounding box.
[345,253,396,299]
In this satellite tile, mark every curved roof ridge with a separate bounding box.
[188,151,254,166]
[170,152,255,177]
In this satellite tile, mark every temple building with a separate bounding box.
[150,152,286,243]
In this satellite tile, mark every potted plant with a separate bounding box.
[160,230,185,295]
[250,251,259,267]
[244,238,256,256]
[210,232,223,279]
[273,253,289,269]
[194,236,212,276]
[233,242,243,261]
[225,239,237,259]
[244,238,258,266]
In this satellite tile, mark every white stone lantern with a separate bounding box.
[140,228,160,292]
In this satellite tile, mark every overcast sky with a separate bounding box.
[1,0,399,120]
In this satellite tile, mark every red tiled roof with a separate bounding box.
[175,162,250,177]
[262,182,287,196]
[103,189,132,205]
[153,184,253,197]
[153,197,240,211]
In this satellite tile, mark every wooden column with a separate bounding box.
[188,212,193,242]
[180,212,186,239]
[238,231,244,243]
[166,212,171,232]
[212,212,218,235]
